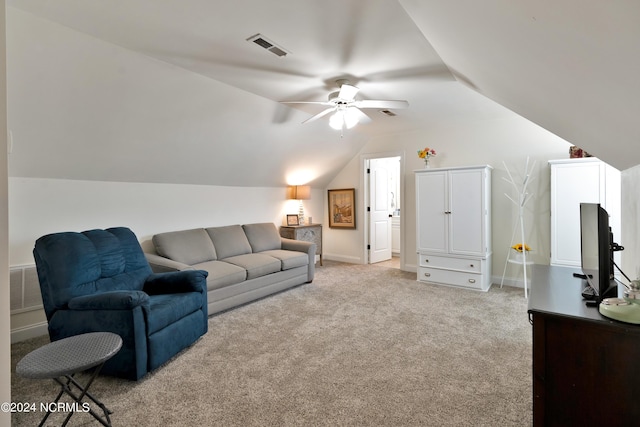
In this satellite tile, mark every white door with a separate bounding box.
[369,158,392,263]
[416,170,448,253]
[449,169,485,255]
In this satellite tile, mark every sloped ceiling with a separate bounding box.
[400,0,640,171]
[6,0,638,189]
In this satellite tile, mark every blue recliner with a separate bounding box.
[33,227,208,380]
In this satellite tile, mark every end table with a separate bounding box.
[16,332,123,427]
[280,224,323,266]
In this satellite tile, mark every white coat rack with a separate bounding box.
[500,158,537,298]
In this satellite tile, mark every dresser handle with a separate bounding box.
[468,279,476,284]
[470,264,474,268]
[424,272,431,277]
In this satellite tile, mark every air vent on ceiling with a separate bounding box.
[380,109,397,117]
[247,33,289,57]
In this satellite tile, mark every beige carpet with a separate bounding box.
[11,261,532,426]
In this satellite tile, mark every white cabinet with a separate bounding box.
[416,165,492,291]
[391,216,401,255]
[549,158,621,267]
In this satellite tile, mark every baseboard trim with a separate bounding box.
[11,321,48,344]
[404,263,418,273]
[323,254,363,264]
[494,275,526,289]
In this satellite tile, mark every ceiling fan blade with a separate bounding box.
[281,101,333,106]
[302,107,335,124]
[338,84,359,101]
[353,100,409,109]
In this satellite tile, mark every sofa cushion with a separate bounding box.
[206,225,252,259]
[146,292,204,335]
[260,249,309,270]
[222,254,281,280]
[192,260,247,291]
[242,223,282,252]
[153,228,217,265]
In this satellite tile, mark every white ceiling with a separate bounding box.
[401,0,640,171]
[6,0,639,188]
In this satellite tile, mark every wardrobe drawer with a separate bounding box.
[418,254,482,273]
[417,267,483,290]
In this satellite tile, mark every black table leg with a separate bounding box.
[46,362,113,427]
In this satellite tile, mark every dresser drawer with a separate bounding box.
[418,254,482,273]
[418,267,484,290]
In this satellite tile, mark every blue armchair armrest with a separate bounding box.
[68,290,150,311]
[143,270,208,295]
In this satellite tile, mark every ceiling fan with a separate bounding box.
[281,79,409,130]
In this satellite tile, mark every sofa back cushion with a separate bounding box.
[242,223,282,253]
[206,225,252,259]
[153,228,217,265]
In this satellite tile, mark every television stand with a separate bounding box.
[528,265,640,426]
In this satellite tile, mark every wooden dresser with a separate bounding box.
[279,224,322,266]
[528,264,640,426]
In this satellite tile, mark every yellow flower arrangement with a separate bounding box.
[418,147,437,167]
[511,243,531,253]
[417,147,436,160]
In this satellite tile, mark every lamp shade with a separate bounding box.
[286,185,311,200]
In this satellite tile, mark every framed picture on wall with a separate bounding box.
[286,214,300,226]
[328,188,356,229]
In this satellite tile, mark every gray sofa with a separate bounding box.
[144,223,316,315]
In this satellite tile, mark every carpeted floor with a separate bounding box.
[11,261,532,426]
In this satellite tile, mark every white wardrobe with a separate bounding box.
[415,165,493,291]
[549,158,621,267]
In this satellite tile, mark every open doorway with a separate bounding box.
[363,153,404,269]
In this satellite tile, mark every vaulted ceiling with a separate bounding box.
[6,1,640,188]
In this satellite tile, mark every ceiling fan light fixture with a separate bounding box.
[344,108,360,129]
[281,79,407,129]
[329,111,344,130]
[329,108,360,130]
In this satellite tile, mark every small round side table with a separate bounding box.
[16,332,122,427]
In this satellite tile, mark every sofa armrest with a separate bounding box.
[144,270,208,295]
[281,238,316,282]
[68,290,150,311]
[281,238,314,253]
[145,253,194,273]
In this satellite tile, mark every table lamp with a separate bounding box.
[287,185,310,225]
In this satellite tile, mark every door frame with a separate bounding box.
[360,150,405,269]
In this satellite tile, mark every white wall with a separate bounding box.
[8,177,324,336]
[324,114,572,284]
[1,0,11,420]
[622,165,640,280]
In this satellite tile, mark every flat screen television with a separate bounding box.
[580,203,616,300]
